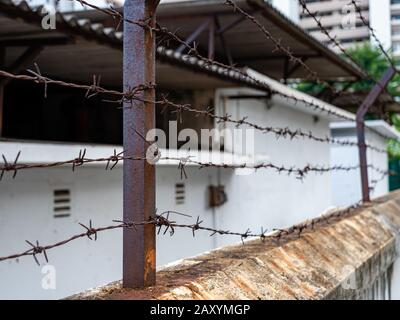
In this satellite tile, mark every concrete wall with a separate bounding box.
[0,165,220,300]
[70,191,400,300]
[331,128,389,207]
[214,88,333,248]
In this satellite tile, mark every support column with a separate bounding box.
[0,47,5,137]
[123,0,158,288]
[356,67,395,202]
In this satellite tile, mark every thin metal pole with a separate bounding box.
[176,19,211,54]
[123,0,157,288]
[0,47,6,137]
[356,119,369,202]
[208,18,215,60]
[356,67,396,202]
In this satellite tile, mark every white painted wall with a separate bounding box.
[330,126,389,207]
[214,87,332,247]
[0,164,221,300]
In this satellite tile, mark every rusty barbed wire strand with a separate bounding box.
[64,0,359,122]
[299,1,376,83]
[369,169,394,194]
[0,0,395,274]
[0,199,379,265]
[299,0,366,75]
[154,96,387,154]
[0,149,389,182]
[165,156,389,180]
[299,0,397,106]
[62,0,400,144]
[224,0,348,95]
[350,0,398,72]
[222,1,397,142]
[0,66,386,152]
[0,67,154,102]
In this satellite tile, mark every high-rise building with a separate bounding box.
[298,0,400,56]
[390,0,400,57]
[269,0,300,22]
[299,0,371,51]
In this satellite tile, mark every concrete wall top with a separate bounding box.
[69,191,400,300]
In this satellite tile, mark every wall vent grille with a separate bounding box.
[53,189,71,218]
[175,183,185,205]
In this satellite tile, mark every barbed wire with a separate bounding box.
[0,199,377,265]
[350,0,398,72]
[0,67,154,101]
[0,148,389,182]
[0,66,386,153]
[299,0,397,106]
[63,0,358,122]
[299,1,373,82]
[154,96,387,153]
[224,0,344,95]
[369,169,393,194]
[0,0,395,282]
[26,0,396,138]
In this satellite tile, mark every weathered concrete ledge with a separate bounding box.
[70,191,400,300]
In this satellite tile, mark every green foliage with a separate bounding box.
[389,114,400,158]
[346,44,400,158]
[296,42,400,158]
[345,43,400,96]
[296,42,400,97]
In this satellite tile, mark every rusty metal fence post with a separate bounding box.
[0,47,5,137]
[356,67,396,203]
[123,0,158,288]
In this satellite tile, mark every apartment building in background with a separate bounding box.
[391,0,400,57]
[298,0,400,57]
[269,0,300,22]
[299,0,372,51]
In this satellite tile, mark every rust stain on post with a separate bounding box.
[123,0,158,288]
[0,47,5,137]
[356,66,395,203]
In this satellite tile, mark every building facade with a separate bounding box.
[0,81,347,299]
[299,0,371,50]
[0,0,394,300]
[330,120,399,207]
[299,0,400,56]
[269,0,300,22]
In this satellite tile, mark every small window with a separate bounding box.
[175,183,185,205]
[53,189,71,218]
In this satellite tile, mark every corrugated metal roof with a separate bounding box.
[0,0,269,90]
[77,0,365,80]
[0,0,241,90]
[0,0,356,120]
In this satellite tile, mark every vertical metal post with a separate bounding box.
[283,57,289,84]
[0,47,6,137]
[356,118,369,202]
[123,0,158,288]
[356,67,396,202]
[208,19,215,60]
